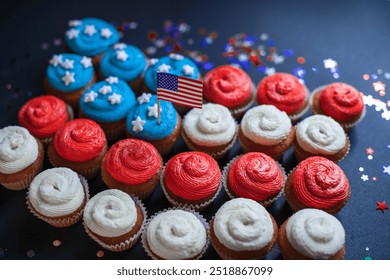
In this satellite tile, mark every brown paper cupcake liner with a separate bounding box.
[48,155,101,180]
[229,82,256,120]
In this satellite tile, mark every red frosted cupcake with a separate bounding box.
[256,73,309,122]
[101,139,163,199]
[48,119,108,179]
[18,95,73,146]
[203,65,254,119]
[311,82,365,130]
[161,151,222,210]
[223,152,285,206]
[284,156,351,214]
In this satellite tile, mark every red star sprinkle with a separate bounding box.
[376,201,389,213]
[366,147,374,155]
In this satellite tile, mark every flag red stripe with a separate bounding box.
[157,88,203,103]
[178,76,203,85]
[158,95,202,108]
[178,84,203,94]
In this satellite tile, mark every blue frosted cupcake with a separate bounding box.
[126,93,182,156]
[44,53,97,110]
[79,77,136,140]
[99,43,147,95]
[64,18,120,66]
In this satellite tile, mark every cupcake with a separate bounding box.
[99,43,147,95]
[79,77,136,140]
[44,53,97,110]
[311,82,365,130]
[284,156,350,214]
[203,65,255,119]
[83,189,146,252]
[142,209,208,260]
[294,115,350,162]
[27,167,89,227]
[238,105,295,160]
[256,72,309,122]
[126,93,181,156]
[47,119,108,179]
[0,126,44,190]
[278,208,346,260]
[18,95,73,146]
[210,198,278,259]
[222,152,285,206]
[101,139,163,199]
[182,103,237,159]
[161,151,221,210]
[143,53,201,113]
[64,18,120,66]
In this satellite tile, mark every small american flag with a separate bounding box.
[157,72,203,109]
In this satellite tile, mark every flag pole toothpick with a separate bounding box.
[157,98,161,124]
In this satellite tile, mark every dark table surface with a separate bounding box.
[0,0,389,260]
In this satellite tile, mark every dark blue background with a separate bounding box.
[0,0,389,260]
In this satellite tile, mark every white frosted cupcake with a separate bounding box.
[0,126,44,190]
[294,115,350,162]
[27,167,89,227]
[278,208,346,260]
[182,103,237,159]
[238,105,295,160]
[210,198,278,259]
[142,209,209,260]
[83,189,146,252]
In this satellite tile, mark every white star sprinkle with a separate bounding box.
[108,93,122,104]
[137,93,152,104]
[361,174,369,181]
[49,55,63,67]
[80,56,92,68]
[68,20,82,27]
[149,58,159,65]
[131,116,146,132]
[147,104,162,118]
[101,28,113,39]
[113,43,127,50]
[84,25,97,36]
[382,109,390,120]
[61,59,75,69]
[61,71,75,86]
[84,91,98,103]
[116,50,129,61]
[157,63,171,73]
[99,85,112,95]
[323,58,338,69]
[105,76,119,84]
[265,67,276,76]
[182,64,195,76]
[66,29,80,39]
[169,53,184,60]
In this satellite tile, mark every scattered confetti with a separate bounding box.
[297,56,305,64]
[53,38,62,46]
[376,201,389,213]
[368,155,373,160]
[359,167,364,172]
[361,174,369,181]
[383,165,390,176]
[373,177,377,181]
[365,256,372,260]
[96,250,105,258]
[366,147,374,155]
[52,240,61,247]
[366,247,369,251]
[26,250,35,258]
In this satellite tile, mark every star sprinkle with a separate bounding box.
[99,85,112,95]
[157,63,171,73]
[366,147,374,155]
[113,43,127,50]
[66,29,80,39]
[383,165,390,176]
[131,116,146,132]
[116,50,129,61]
[80,56,92,68]
[100,28,112,39]
[148,104,162,118]
[49,55,63,67]
[84,25,97,36]
[149,58,159,65]
[84,91,98,103]
[61,71,75,86]
[105,76,119,84]
[182,64,195,76]
[376,201,389,213]
[264,67,276,76]
[137,93,152,104]
[381,110,390,120]
[61,59,74,69]
[323,58,338,69]
[108,93,122,104]
[373,81,386,92]
[68,20,82,27]
[361,174,369,181]
[169,53,184,60]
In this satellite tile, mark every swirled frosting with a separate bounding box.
[146,209,206,259]
[214,198,274,251]
[241,105,292,146]
[228,153,283,201]
[203,65,252,108]
[183,103,236,147]
[83,189,137,237]
[100,43,147,82]
[47,53,94,92]
[53,119,106,162]
[296,115,346,155]
[292,156,350,209]
[80,79,136,123]
[18,95,68,138]
[105,139,162,185]
[286,208,345,259]
[164,152,221,201]
[126,94,178,140]
[144,54,200,92]
[319,82,364,121]
[0,126,38,174]
[257,73,307,115]
[28,168,85,217]
[65,18,120,56]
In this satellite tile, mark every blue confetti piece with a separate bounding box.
[371,74,378,80]
[312,67,318,72]
[294,67,307,78]
[258,66,267,74]
[283,49,294,57]
[267,39,276,47]
[240,61,251,70]
[245,35,256,44]
[203,62,215,71]
[164,45,173,53]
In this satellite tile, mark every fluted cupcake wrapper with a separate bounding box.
[141,207,210,260]
[83,195,147,252]
[229,82,257,120]
[289,87,311,123]
[26,175,90,227]
[221,154,286,207]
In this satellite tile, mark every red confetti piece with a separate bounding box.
[229,37,236,47]
[297,56,306,64]
[366,147,374,155]
[148,32,158,40]
[223,51,236,57]
[52,240,61,247]
[363,74,370,80]
[250,53,262,66]
[210,32,218,39]
[376,201,389,213]
[97,250,105,258]
[173,43,181,52]
[373,177,377,181]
